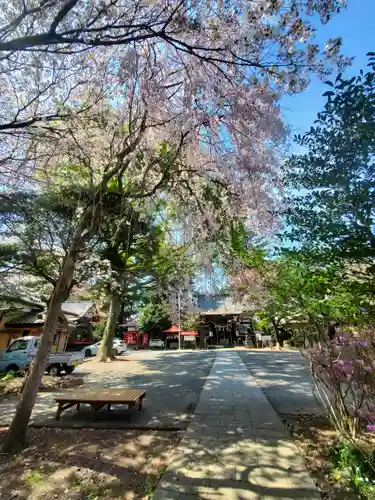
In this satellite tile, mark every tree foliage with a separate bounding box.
[137,296,171,337]
[0,0,347,60]
[284,58,375,272]
[229,232,367,346]
[0,0,349,193]
[92,202,193,360]
[0,188,85,299]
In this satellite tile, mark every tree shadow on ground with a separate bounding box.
[238,350,324,416]
[1,352,217,429]
[0,428,182,500]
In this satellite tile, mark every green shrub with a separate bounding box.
[92,323,105,340]
[330,439,375,499]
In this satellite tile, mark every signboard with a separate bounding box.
[255,332,272,342]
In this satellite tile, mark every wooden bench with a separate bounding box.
[54,388,146,420]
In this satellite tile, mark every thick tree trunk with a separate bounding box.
[99,294,121,362]
[271,318,281,350]
[1,255,76,453]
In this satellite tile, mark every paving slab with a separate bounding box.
[153,352,321,500]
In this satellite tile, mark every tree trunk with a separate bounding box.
[307,314,325,344]
[271,318,281,350]
[99,294,121,362]
[199,328,205,349]
[1,255,76,453]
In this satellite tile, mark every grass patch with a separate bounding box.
[0,371,19,381]
[79,483,112,498]
[68,471,121,498]
[330,439,375,499]
[23,470,43,486]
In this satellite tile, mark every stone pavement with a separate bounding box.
[239,350,323,416]
[153,351,320,500]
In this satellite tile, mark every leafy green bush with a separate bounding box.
[92,323,105,340]
[330,440,375,499]
[137,300,171,335]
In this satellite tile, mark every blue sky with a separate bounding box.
[281,0,375,137]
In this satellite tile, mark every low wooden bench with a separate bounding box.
[54,388,146,420]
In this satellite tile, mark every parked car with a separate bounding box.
[83,338,127,358]
[149,338,164,349]
[0,336,83,376]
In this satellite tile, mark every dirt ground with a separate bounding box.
[279,413,361,500]
[0,375,84,398]
[79,355,145,373]
[0,428,181,500]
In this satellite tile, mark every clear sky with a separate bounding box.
[281,0,375,138]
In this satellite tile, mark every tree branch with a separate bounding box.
[50,0,79,33]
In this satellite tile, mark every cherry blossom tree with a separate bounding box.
[0,1,349,160]
[0,1,348,68]
[1,0,351,452]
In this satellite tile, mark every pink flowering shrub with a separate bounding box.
[306,331,375,439]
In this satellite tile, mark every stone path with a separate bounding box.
[153,351,320,499]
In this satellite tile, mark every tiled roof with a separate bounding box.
[61,300,94,318]
[5,300,96,326]
[6,310,67,327]
[197,295,253,316]
[6,311,44,325]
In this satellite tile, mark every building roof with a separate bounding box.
[198,296,252,316]
[197,294,228,311]
[6,311,44,326]
[162,324,181,333]
[4,300,97,327]
[6,310,67,327]
[61,300,95,318]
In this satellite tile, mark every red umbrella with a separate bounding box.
[162,324,181,333]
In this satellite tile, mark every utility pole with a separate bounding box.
[178,289,181,351]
